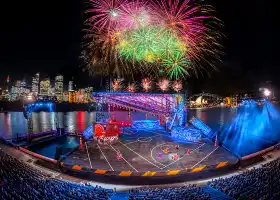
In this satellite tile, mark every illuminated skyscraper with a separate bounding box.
[55,75,63,101]
[68,91,76,103]
[68,80,74,91]
[84,87,93,102]
[32,73,40,96]
[40,78,51,96]
[10,86,18,101]
[1,75,10,101]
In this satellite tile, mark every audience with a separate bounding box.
[209,158,280,200]
[0,149,113,200]
[2,139,280,200]
[128,186,211,200]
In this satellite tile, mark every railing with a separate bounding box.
[19,147,57,164]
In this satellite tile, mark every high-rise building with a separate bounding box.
[10,86,19,101]
[10,80,22,101]
[20,80,26,95]
[32,73,40,96]
[68,80,74,91]
[1,75,10,101]
[76,89,85,103]
[55,75,63,101]
[84,87,93,103]
[40,78,51,96]
[63,92,69,102]
[50,87,56,96]
[68,91,76,103]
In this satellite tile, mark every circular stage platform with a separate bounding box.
[63,129,238,173]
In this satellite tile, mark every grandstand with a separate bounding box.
[2,137,280,200]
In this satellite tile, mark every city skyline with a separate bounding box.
[0,1,280,94]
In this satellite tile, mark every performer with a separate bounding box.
[157,153,163,159]
[163,148,169,153]
[173,153,179,160]
[117,151,123,160]
[175,145,180,151]
[186,148,190,155]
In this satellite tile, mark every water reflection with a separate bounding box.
[0,108,238,139]
[0,113,28,139]
[188,107,236,130]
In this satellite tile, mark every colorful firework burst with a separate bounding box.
[112,78,123,91]
[117,26,186,64]
[86,0,127,33]
[172,80,183,93]
[127,83,137,92]
[142,78,152,92]
[162,52,191,80]
[83,0,222,79]
[157,78,170,92]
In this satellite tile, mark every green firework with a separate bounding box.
[116,26,187,63]
[162,52,191,80]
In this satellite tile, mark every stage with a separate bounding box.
[63,128,238,172]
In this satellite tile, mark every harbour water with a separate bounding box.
[0,107,237,140]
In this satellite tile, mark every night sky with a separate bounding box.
[0,0,279,94]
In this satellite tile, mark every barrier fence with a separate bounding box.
[62,160,233,177]
[19,147,57,164]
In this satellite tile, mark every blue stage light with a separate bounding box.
[219,100,280,157]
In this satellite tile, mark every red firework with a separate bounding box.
[127,83,137,92]
[151,0,221,62]
[117,0,158,30]
[86,0,129,33]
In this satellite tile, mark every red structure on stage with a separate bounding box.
[93,114,132,145]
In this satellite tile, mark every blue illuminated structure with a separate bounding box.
[25,101,55,114]
[132,120,163,130]
[23,101,56,139]
[219,100,280,157]
[169,94,186,129]
[189,117,213,137]
[82,125,93,140]
[171,127,202,142]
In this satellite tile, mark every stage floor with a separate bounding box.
[63,129,238,172]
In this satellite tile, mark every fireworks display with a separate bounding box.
[157,78,170,92]
[83,0,222,79]
[173,80,183,93]
[112,78,123,91]
[142,78,152,92]
[127,83,137,92]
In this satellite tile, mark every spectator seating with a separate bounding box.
[128,186,211,200]
[0,149,113,200]
[209,158,280,200]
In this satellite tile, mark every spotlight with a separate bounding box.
[264,89,271,97]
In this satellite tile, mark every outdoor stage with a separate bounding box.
[63,128,238,172]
